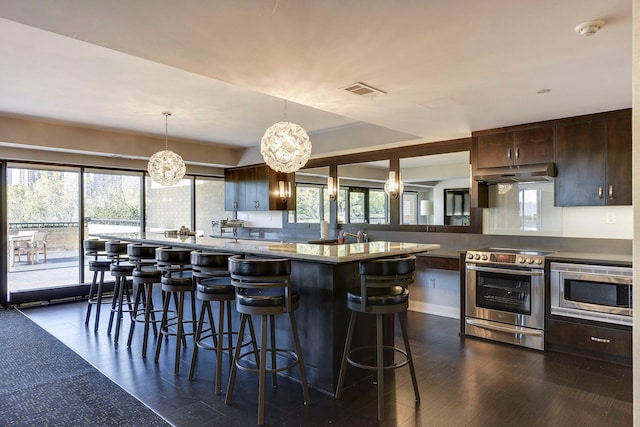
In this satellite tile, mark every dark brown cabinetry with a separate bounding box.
[476,127,554,169]
[224,165,295,211]
[546,317,631,366]
[555,110,631,206]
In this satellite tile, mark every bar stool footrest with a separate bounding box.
[196,330,252,352]
[346,345,410,371]
[132,309,164,325]
[235,348,300,374]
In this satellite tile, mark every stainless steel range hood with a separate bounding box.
[473,163,557,184]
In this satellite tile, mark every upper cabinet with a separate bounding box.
[555,110,631,206]
[224,165,295,211]
[476,127,554,169]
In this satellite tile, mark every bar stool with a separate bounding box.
[335,254,420,421]
[154,247,195,375]
[106,241,135,344]
[126,243,164,357]
[84,239,112,333]
[225,255,310,426]
[188,251,259,395]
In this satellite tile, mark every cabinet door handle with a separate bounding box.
[598,186,604,199]
[591,336,611,344]
[608,185,614,200]
[233,201,238,210]
[515,147,520,159]
[507,148,512,160]
[255,200,260,209]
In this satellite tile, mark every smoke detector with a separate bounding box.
[341,82,386,98]
[574,20,605,36]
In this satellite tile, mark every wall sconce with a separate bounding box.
[327,176,338,200]
[420,199,434,216]
[278,180,292,202]
[384,171,404,199]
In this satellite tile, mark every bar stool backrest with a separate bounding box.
[105,240,129,263]
[84,239,106,259]
[358,255,416,311]
[191,251,233,280]
[156,247,192,275]
[128,243,162,269]
[228,255,293,312]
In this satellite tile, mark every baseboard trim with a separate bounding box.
[409,301,460,319]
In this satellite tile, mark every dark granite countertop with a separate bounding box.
[547,251,632,266]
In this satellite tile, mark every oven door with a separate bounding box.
[466,263,544,330]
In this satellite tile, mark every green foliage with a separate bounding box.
[8,170,140,223]
[8,171,79,222]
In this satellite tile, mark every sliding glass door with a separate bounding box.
[83,170,142,282]
[6,165,80,301]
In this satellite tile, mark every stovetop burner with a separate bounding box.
[466,247,556,267]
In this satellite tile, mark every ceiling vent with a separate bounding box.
[342,82,386,97]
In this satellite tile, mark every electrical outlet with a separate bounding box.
[428,278,436,288]
[606,211,616,224]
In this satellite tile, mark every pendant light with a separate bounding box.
[384,171,404,199]
[260,100,312,173]
[147,112,186,186]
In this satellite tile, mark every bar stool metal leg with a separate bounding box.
[399,310,420,403]
[376,314,384,420]
[289,311,311,405]
[335,311,357,399]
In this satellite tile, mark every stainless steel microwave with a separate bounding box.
[549,262,632,326]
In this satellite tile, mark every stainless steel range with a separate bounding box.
[465,248,554,351]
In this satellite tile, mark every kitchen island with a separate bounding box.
[94,232,439,395]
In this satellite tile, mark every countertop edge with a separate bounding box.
[92,233,440,264]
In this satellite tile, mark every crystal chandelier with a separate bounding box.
[260,100,312,173]
[147,112,186,186]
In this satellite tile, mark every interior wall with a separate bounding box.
[0,114,239,173]
[631,0,638,420]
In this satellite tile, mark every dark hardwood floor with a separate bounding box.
[21,301,632,426]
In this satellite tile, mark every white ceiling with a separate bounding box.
[0,0,631,164]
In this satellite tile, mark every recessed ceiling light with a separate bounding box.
[574,20,605,36]
[537,89,551,94]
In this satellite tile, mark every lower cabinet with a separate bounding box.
[546,317,631,366]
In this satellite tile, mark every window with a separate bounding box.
[295,185,322,223]
[196,177,228,236]
[84,170,142,281]
[7,165,80,295]
[369,189,388,224]
[401,192,418,225]
[145,177,192,233]
[519,188,541,231]
[349,189,367,223]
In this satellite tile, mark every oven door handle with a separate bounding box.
[466,265,543,276]
[465,318,544,336]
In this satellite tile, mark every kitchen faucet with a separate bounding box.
[339,230,368,243]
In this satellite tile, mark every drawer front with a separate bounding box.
[547,318,631,365]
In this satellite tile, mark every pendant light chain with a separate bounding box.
[164,111,171,150]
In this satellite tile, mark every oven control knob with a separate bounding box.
[481,254,488,261]
[474,254,481,260]
[517,256,525,264]
[467,253,474,260]
[527,257,534,264]
[534,258,543,265]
